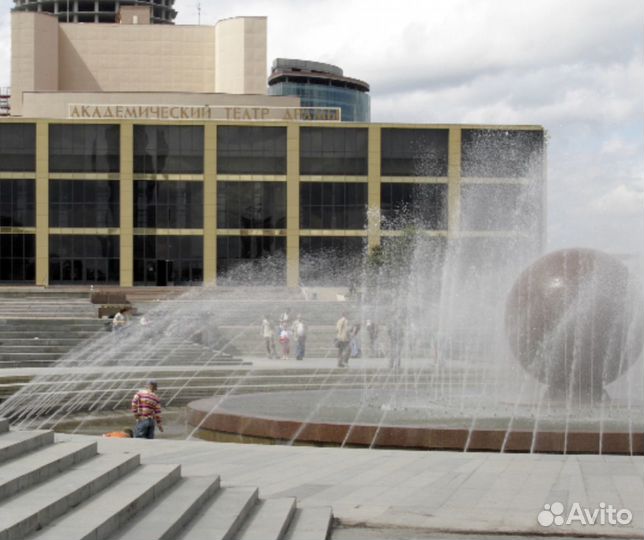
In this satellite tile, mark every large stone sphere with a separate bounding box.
[505,248,644,402]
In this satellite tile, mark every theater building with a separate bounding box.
[0,11,545,288]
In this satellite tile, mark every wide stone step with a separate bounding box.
[0,440,97,501]
[235,497,296,540]
[112,475,220,540]
[0,452,140,540]
[28,464,182,540]
[0,346,77,353]
[0,354,62,362]
[283,507,333,540]
[178,487,258,540]
[0,430,54,463]
[0,339,92,346]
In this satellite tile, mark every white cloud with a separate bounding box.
[590,184,644,216]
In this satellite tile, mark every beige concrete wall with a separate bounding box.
[58,23,216,93]
[11,12,269,116]
[20,92,299,119]
[10,12,59,116]
[214,17,267,95]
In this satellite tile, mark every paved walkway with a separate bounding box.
[79,434,643,538]
[4,354,643,537]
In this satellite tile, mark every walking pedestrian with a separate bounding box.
[131,380,164,439]
[350,323,362,358]
[336,312,350,367]
[261,314,276,359]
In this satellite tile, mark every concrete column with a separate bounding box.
[119,122,134,287]
[367,125,381,251]
[447,127,462,238]
[203,124,217,285]
[285,124,300,288]
[35,120,49,286]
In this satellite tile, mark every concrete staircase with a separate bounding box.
[0,319,107,368]
[0,419,332,540]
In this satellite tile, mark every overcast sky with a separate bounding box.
[0,0,642,257]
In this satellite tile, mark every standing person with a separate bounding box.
[366,319,378,357]
[280,307,292,326]
[388,322,403,369]
[131,380,164,439]
[278,323,290,360]
[349,323,362,358]
[336,312,350,367]
[261,314,276,359]
[292,314,306,361]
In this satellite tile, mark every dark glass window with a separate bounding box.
[134,181,203,229]
[0,124,36,172]
[217,182,286,229]
[49,235,119,284]
[460,184,540,231]
[0,234,35,283]
[217,126,287,174]
[217,236,286,285]
[134,235,203,285]
[461,129,544,178]
[381,128,448,176]
[134,125,204,174]
[300,182,367,229]
[49,124,120,173]
[300,236,366,286]
[300,127,368,175]
[380,183,448,230]
[0,180,35,227]
[49,180,119,228]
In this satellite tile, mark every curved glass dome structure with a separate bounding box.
[13,0,176,24]
[268,59,370,122]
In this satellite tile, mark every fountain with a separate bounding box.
[1,132,642,456]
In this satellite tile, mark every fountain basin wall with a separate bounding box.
[186,391,644,455]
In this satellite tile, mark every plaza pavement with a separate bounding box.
[4,355,643,538]
[84,428,643,538]
[87,428,644,538]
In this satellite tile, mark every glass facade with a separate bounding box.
[134,235,203,285]
[0,124,36,172]
[0,234,35,283]
[0,119,545,287]
[49,235,119,283]
[134,125,204,174]
[461,129,544,178]
[49,124,120,173]
[217,236,286,285]
[268,81,370,122]
[49,180,119,228]
[381,128,448,177]
[217,126,287,175]
[217,182,286,229]
[300,182,367,229]
[0,180,35,227]
[380,183,448,230]
[300,127,368,175]
[460,184,539,231]
[134,181,203,229]
[299,236,366,286]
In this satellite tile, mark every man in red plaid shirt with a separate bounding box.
[131,380,164,439]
